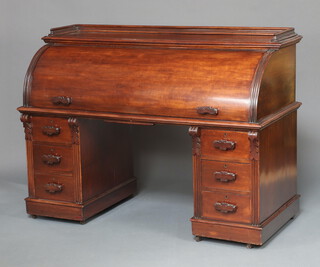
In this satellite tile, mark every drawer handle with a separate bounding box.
[196,106,219,115]
[51,96,72,106]
[42,126,61,136]
[42,154,61,165]
[214,171,237,182]
[214,202,237,214]
[45,183,63,193]
[213,140,236,151]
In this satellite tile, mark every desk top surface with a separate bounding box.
[43,24,302,49]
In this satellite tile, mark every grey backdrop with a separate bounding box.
[1,1,319,266]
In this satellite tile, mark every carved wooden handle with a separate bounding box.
[213,140,236,151]
[214,171,237,182]
[214,202,237,213]
[42,126,61,136]
[42,154,61,165]
[51,96,72,106]
[45,183,63,193]
[196,106,219,115]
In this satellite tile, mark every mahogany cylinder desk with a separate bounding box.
[18,25,302,247]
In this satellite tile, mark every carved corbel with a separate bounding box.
[20,114,32,140]
[68,117,80,144]
[188,126,201,156]
[248,131,259,160]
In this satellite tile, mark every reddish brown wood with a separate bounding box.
[196,106,219,116]
[20,114,32,140]
[259,112,298,222]
[42,125,61,136]
[189,127,202,219]
[34,173,74,202]
[44,182,63,193]
[201,129,251,163]
[213,140,236,151]
[43,24,302,50]
[19,25,302,246]
[201,191,252,224]
[51,96,72,106]
[33,144,73,173]
[78,119,134,201]
[29,46,261,122]
[214,171,237,183]
[214,202,238,213]
[25,179,137,221]
[17,102,301,130]
[257,46,296,120]
[32,116,72,144]
[201,160,251,192]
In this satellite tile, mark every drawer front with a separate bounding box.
[33,144,73,173]
[34,174,75,202]
[201,191,251,224]
[201,160,251,192]
[201,130,250,162]
[32,116,72,143]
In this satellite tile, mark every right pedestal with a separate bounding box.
[189,111,299,246]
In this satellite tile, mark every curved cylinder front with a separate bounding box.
[26,45,264,122]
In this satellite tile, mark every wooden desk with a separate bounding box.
[18,25,302,247]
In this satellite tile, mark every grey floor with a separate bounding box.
[1,125,319,267]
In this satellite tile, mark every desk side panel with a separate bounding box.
[259,111,297,222]
[78,119,134,202]
[257,46,296,120]
[28,46,263,122]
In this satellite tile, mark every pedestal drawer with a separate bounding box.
[32,116,72,143]
[33,144,73,173]
[34,174,75,202]
[201,191,252,224]
[201,130,250,163]
[201,160,251,192]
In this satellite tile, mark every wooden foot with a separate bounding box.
[194,236,202,242]
[246,244,254,249]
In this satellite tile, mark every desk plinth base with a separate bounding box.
[25,179,137,222]
[191,195,299,246]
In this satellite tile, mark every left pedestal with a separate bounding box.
[20,114,137,222]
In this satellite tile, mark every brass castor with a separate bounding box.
[246,244,254,249]
[194,236,202,242]
[31,215,37,219]
[80,220,86,225]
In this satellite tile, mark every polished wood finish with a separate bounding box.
[34,173,75,202]
[33,143,73,173]
[201,129,251,163]
[257,46,296,120]
[32,116,72,143]
[18,25,302,246]
[201,160,251,192]
[259,111,297,222]
[201,190,251,223]
[23,115,136,221]
[29,46,261,122]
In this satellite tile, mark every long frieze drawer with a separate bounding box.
[201,160,251,192]
[201,191,252,224]
[201,130,251,162]
[33,144,73,173]
[32,116,72,143]
[34,174,75,202]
